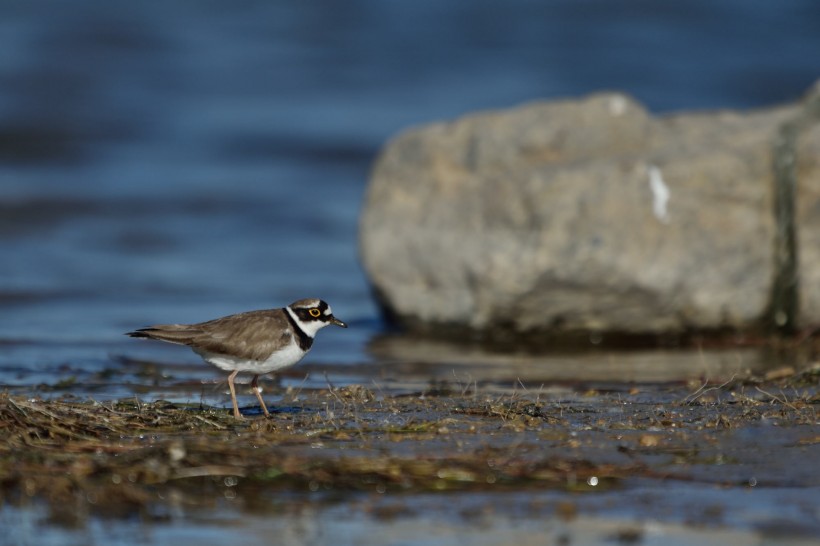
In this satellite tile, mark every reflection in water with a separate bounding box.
[367,333,773,384]
[6,487,820,546]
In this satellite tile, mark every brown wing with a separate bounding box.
[188,309,293,361]
[128,308,292,361]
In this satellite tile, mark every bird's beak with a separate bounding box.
[330,316,348,328]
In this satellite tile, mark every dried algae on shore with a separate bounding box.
[1,365,817,527]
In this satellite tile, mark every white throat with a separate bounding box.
[286,305,329,338]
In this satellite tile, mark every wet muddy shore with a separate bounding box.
[2,365,818,544]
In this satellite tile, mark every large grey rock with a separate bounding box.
[359,92,802,335]
[795,87,820,327]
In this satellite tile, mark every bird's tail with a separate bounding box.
[125,325,201,345]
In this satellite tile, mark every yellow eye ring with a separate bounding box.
[309,308,321,317]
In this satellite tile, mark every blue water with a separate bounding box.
[2,1,819,395]
[2,0,819,396]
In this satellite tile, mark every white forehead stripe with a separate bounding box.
[324,307,332,316]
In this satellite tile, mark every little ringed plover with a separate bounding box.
[126,298,347,419]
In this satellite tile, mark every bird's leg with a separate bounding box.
[251,374,270,417]
[227,370,243,419]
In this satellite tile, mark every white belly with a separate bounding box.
[195,343,308,374]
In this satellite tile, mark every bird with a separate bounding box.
[126,298,347,419]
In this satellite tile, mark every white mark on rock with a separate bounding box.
[648,165,670,224]
[608,95,628,116]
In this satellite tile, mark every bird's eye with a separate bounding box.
[309,308,321,317]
